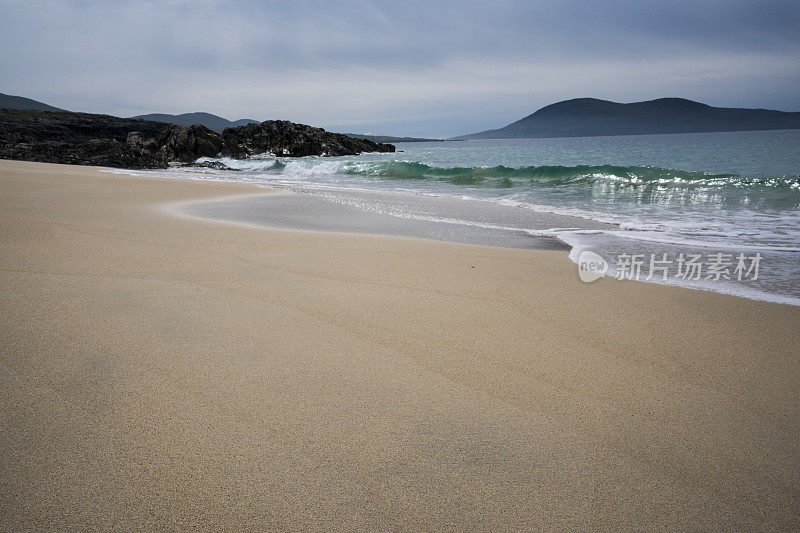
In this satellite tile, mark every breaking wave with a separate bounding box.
[196,157,800,190]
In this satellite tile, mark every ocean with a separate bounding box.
[128,129,800,305]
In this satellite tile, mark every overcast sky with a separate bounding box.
[1,0,799,137]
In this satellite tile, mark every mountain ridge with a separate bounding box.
[130,112,259,133]
[342,133,447,143]
[456,98,800,139]
[0,92,64,112]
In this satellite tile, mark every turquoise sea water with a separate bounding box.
[154,129,800,304]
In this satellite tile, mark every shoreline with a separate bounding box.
[171,190,572,251]
[2,160,799,529]
[161,175,800,307]
[104,160,800,307]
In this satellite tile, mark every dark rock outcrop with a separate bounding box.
[0,109,395,169]
[0,109,165,144]
[178,161,240,171]
[156,124,225,162]
[0,109,170,168]
[221,120,395,158]
[0,139,166,169]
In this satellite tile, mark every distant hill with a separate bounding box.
[343,133,445,143]
[130,112,259,133]
[456,98,800,140]
[0,92,64,112]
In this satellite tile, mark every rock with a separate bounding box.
[0,109,169,168]
[0,109,165,145]
[0,110,394,169]
[156,124,224,163]
[126,131,156,151]
[178,161,239,171]
[221,120,395,158]
[0,139,167,169]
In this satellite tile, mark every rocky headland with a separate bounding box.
[0,109,395,169]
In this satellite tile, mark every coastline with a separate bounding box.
[108,134,800,307]
[1,159,799,529]
[169,190,574,251]
[170,185,800,306]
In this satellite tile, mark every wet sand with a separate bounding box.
[176,189,596,250]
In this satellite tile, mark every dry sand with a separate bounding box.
[1,160,799,531]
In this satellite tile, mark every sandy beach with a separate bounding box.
[1,159,799,530]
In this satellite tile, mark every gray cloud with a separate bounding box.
[1,0,798,137]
